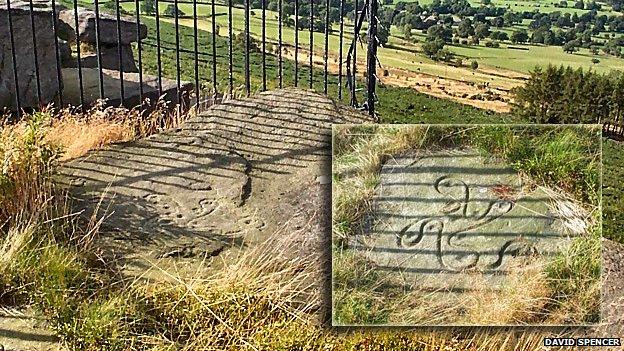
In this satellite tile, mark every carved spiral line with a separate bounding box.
[435,175,469,217]
[488,238,537,269]
[397,218,443,248]
[438,230,480,271]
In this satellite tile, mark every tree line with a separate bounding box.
[382,0,624,58]
[512,65,624,125]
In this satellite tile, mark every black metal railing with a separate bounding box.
[1,0,379,118]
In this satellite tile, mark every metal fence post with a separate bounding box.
[366,0,377,117]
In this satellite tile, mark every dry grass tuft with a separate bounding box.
[46,116,134,161]
[42,100,189,161]
[332,125,432,242]
[387,259,555,326]
[123,226,326,349]
[0,113,59,224]
[463,258,553,325]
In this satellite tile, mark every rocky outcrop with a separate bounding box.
[1,2,187,112]
[0,0,60,109]
[66,43,139,72]
[58,8,147,45]
[59,8,145,72]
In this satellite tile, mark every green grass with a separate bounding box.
[394,29,624,77]
[376,86,521,123]
[545,222,602,324]
[470,125,602,205]
[447,42,624,75]
[332,250,392,325]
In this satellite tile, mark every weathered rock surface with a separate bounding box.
[0,1,60,109]
[0,307,64,351]
[60,89,372,280]
[61,68,193,109]
[58,8,147,45]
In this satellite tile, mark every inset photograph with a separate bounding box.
[332,124,602,326]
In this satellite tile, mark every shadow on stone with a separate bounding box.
[60,88,373,282]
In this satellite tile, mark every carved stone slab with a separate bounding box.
[352,149,573,290]
[59,89,373,280]
[59,131,259,273]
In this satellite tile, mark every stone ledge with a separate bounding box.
[61,68,193,110]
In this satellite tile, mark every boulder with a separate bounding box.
[58,8,147,45]
[1,0,60,109]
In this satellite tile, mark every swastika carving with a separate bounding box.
[353,150,567,289]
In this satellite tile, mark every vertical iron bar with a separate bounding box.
[174,0,181,109]
[245,0,250,96]
[278,0,282,88]
[324,0,329,93]
[309,0,313,89]
[155,0,163,95]
[115,0,125,106]
[294,0,298,86]
[94,0,104,99]
[5,0,21,115]
[228,0,233,96]
[28,0,42,105]
[338,0,344,99]
[73,0,85,110]
[193,0,199,109]
[135,0,144,110]
[366,0,377,116]
[351,0,357,106]
[211,0,217,94]
[51,0,64,106]
[262,0,266,91]
[346,2,365,107]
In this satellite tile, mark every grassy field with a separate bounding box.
[400,29,624,75]
[116,1,624,91]
[119,4,624,87]
[130,13,526,119]
[376,86,519,122]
